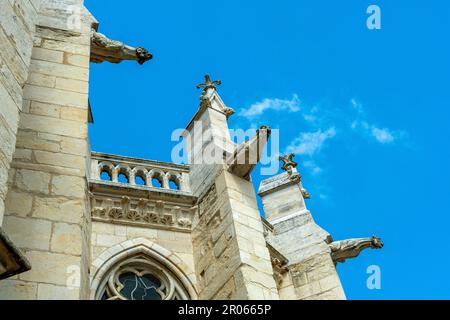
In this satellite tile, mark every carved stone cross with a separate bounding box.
[196,74,222,93]
[279,153,298,173]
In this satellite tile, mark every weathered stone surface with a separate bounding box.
[32,47,64,64]
[19,251,81,286]
[5,190,33,217]
[24,84,88,109]
[37,283,79,300]
[55,78,88,94]
[15,169,51,194]
[3,216,51,251]
[33,196,83,224]
[51,175,85,198]
[0,280,37,300]
[35,150,85,169]
[27,72,56,88]
[20,113,87,139]
[51,222,82,256]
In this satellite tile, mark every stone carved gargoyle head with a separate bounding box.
[371,235,384,249]
[136,47,153,65]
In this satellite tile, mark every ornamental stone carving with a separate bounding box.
[90,195,195,231]
[91,29,153,64]
[329,235,384,264]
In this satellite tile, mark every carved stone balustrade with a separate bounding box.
[90,152,191,193]
[89,152,197,232]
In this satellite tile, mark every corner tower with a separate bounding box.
[184,75,279,299]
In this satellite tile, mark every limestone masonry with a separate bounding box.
[0,0,383,300]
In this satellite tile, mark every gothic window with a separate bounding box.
[97,255,189,300]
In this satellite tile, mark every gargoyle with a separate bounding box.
[90,29,153,64]
[226,126,271,180]
[329,235,384,264]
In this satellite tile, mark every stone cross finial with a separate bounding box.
[196,74,222,93]
[279,153,298,174]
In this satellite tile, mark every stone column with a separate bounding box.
[0,0,41,226]
[0,0,94,300]
[259,173,346,300]
[186,88,279,300]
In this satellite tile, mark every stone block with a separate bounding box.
[32,47,64,63]
[125,226,157,239]
[3,216,51,251]
[27,72,56,88]
[24,84,88,109]
[4,189,33,217]
[16,130,60,153]
[33,196,83,223]
[13,148,33,161]
[20,113,87,139]
[63,53,90,68]
[95,234,126,247]
[15,169,51,194]
[35,150,85,169]
[29,101,60,118]
[55,77,88,94]
[29,59,89,82]
[60,107,88,122]
[51,222,82,256]
[37,283,79,300]
[19,251,81,286]
[0,280,37,300]
[51,175,85,198]
[92,222,115,235]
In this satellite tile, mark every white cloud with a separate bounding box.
[371,127,395,144]
[350,99,403,145]
[303,160,323,175]
[286,127,337,156]
[239,94,300,118]
[351,98,364,114]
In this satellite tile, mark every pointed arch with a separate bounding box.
[90,238,197,300]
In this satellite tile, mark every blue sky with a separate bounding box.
[86,0,450,299]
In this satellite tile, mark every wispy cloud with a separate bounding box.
[239,94,300,118]
[286,127,337,156]
[351,98,364,114]
[350,99,405,145]
[371,127,395,144]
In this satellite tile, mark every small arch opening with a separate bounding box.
[169,180,180,190]
[118,173,129,184]
[135,175,146,186]
[152,178,163,188]
[100,171,112,181]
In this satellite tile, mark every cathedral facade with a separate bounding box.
[0,0,382,300]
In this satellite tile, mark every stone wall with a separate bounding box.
[0,0,94,300]
[0,0,42,225]
[192,171,279,300]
